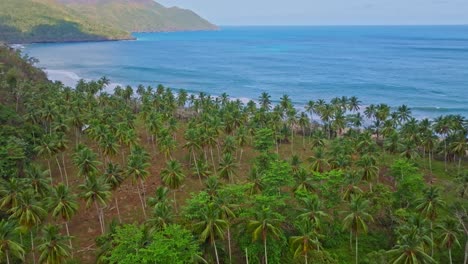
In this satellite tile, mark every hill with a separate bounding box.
[0,0,217,43]
[58,0,218,33]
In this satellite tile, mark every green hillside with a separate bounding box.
[60,0,219,32]
[0,0,217,43]
[0,0,132,43]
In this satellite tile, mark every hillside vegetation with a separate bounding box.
[0,46,467,264]
[0,0,217,43]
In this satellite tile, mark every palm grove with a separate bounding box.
[0,46,467,264]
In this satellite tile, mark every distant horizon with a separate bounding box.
[216,24,468,27]
[157,0,468,26]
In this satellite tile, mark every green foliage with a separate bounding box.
[106,224,200,264]
[0,0,216,43]
[391,159,425,208]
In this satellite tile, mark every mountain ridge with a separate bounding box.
[0,0,217,43]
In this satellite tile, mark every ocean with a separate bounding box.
[23,26,468,118]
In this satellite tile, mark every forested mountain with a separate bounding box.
[1,45,467,263]
[0,0,217,43]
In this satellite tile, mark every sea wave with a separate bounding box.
[44,69,123,93]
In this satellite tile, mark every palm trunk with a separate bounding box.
[430,221,434,257]
[193,152,202,184]
[429,152,433,176]
[305,251,308,264]
[210,147,216,172]
[61,153,69,186]
[115,196,122,223]
[449,248,452,264]
[136,184,147,219]
[239,149,244,164]
[227,226,232,263]
[444,139,448,172]
[6,249,10,264]
[355,233,358,264]
[55,156,64,183]
[213,239,220,264]
[47,160,53,184]
[245,248,249,264]
[264,237,268,264]
[173,191,178,213]
[94,200,104,234]
[350,230,353,250]
[65,222,73,256]
[31,230,36,264]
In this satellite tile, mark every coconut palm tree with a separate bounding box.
[356,154,379,192]
[247,206,283,264]
[72,145,101,179]
[218,153,238,183]
[25,165,51,198]
[103,162,125,223]
[193,203,228,264]
[37,224,71,264]
[342,195,374,264]
[126,146,150,218]
[0,220,25,264]
[416,186,446,256]
[79,175,111,235]
[298,195,329,231]
[160,160,186,212]
[387,227,435,264]
[290,220,322,264]
[437,218,461,264]
[0,178,25,211]
[9,190,47,264]
[48,184,78,251]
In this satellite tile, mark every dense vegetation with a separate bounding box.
[0,0,216,44]
[0,45,467,264]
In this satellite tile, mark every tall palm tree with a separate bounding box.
[356,154,379,192]
[9,190,47,264]
[416,186,446,256]
[387,227,435,264]
[290,220,322,264]
[298,195,329,231]
[103,162,125,223]
[0,220,25,264]
[218,153,238,183]
[37,224,71,264]
[79,175,111,235]
[437,218,461,264]
[25,165,51,198]
[126,146,150,218]
[247,206,283,264]
[193,203,228,264]
[160,160,186,212]
[0,178,24,211]
[48,184,78,251]
[72,145,101,179]
[342,195,374,264]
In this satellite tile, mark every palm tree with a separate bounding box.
[416,186,446,256]
[126,146,150,218]
[356,154,379,192]
[247,206,283,264]
[451,133,468,174]
[79,175,111,235]
[103,162,125,223]
[218,153,238,183]
[0,178,24,211]
[259,92,272,111]
[193,203,228,264]
[72,145,101,179]
[342,195,374,264]
[37,224,71,264]
[298,195,329,231]
[387,227,435,264]
[0,220,25,264]
[433,116,451,171]
[25,165,51,198]
[160,160,186,212]
[290,220,322,264]
[9,190,47,264]
[48,184,78,252]
[437,218,461,264]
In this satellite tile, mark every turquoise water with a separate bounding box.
[24,26,468,118]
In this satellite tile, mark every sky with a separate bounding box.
[157,0,468,25]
